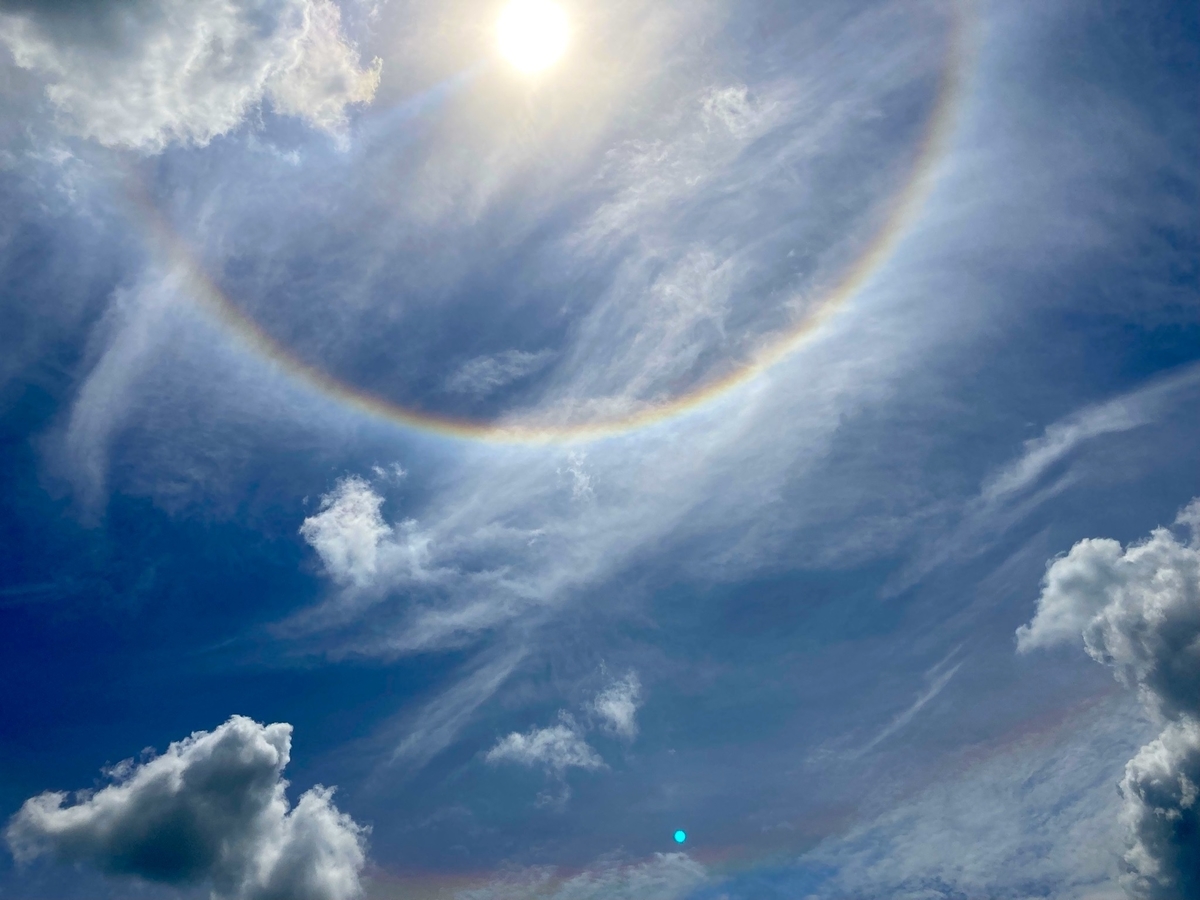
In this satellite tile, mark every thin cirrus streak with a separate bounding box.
[127,2,976,447]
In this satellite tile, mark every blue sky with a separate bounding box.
[0,0,1198,898]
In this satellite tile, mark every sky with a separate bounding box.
[0,0,1197,898]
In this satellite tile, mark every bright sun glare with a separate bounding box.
[497,0,569,74]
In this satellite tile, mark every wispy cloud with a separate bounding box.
[444,350,554,398]
[981,365,1200,505]
[860,649,963,754]
[390,647,528,772]
[781,700,1145,900]
[485,713,604,809]
[891,362,1200,594]
[485,715,604,774]
[590,671,643,741]
[0,0,379,152]
[456,852,706,900]
[482,669,642,802]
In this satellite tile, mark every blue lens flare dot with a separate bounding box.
[674,830,687,844]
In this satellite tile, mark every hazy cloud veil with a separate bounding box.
[0,0,380,151]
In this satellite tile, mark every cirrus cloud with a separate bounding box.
[0,0,381,152]
[459,852,706,900]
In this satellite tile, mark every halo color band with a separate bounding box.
[132,4,972,446]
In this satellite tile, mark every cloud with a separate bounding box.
[300,475,396,588]
[390,646,527,771]
[292,453,652,655]
[370,463,408,484]
[783,700,1144,900]
[260,0,381,133]
[0,0,380,152]
[5,715,368,900]
[386,661,644,782]
[485,715,604,775]
[485,669,646,775]
[458,853,706,900]
[296,474,488,643]
[444,350,554,398]
[1120,720,1200,900]
[558,452,594,502]
[56,271,177,510]
[981,403,1151,506]
[1018,501,1200,897]
[982,365,1200,506]
[590,671,642,740]
[891,362,1200,596]
[860,650,962,755]
[479,670,641,804]
[299,476,444,610]
[1016,508,1200,722]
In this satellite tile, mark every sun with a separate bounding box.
[496,0,569,74]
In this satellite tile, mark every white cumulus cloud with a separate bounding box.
[1120,719,1200,900]
[0,0,380,152]
[5,715,368,900]
[300,475,395,587]
[1018,500,1200,898]
[298,474,440,603]
[1017,510,1200,721]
